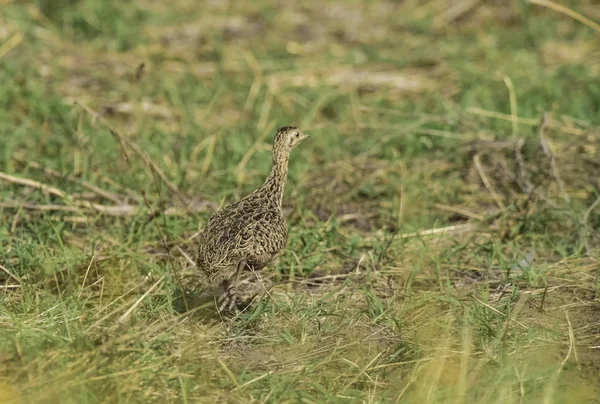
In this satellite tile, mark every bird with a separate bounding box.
[196,126,310,313]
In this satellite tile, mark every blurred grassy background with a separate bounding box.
[0,0,599,402]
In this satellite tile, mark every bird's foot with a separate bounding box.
[217,285,239,314]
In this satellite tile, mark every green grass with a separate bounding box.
[1,0,600,402]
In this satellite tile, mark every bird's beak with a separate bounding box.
[300,133,310,141]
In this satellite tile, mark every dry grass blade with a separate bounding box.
[268,66,437,94]
[0,171,67,199]
[116,274,167,324]
[232,372,272,391]
[503,76,519,137]
[0,201,80,213]
[529,0,600,33]
[0,264,22,285]
[72,201,138,216]
[434,203,486,221]
[175,246,196,267]
[0,200,211,218]
[19,160,125,203]
[564,311,579,369]
[472,153,506,210]
[78,255,95,300]
[0,172,140,216]
[471,295,528,329]
[0,32,23,60]
[543,311,579,403]
[434,0,483,27]
[0,159,215,219]
[216,356,242,390]
[583,195,600,226]
[466,107,586,135]
[582,194,600,253]
[362,223,477,243]
[342,352,384,393]
[401,223,476,239]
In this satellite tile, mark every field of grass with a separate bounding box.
[1,0,600,402]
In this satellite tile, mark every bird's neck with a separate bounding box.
[261,148,289,208]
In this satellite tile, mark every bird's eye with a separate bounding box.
[295,133,299,137]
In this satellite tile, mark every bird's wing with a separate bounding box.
[246,207,288,256]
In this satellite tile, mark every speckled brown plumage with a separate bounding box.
[197,126,309,312]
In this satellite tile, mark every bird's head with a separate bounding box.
[273,126,309,152]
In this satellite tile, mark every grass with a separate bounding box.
[1,0,600,402]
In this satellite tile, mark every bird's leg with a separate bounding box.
[217,259,246,313]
